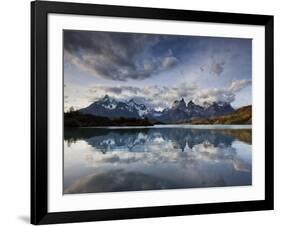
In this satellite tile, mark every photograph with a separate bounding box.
[30,1,273,224]
[63,30,252,194]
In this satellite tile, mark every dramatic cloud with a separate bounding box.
[64,30,179,81]
[64,32,252,110]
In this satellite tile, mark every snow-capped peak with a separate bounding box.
[127,98,137,106]
[127,99,148,117]
[99,95,117,110]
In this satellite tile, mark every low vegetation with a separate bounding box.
[188,105,252,125]
[64,105,251,127]
[64,111,154,127]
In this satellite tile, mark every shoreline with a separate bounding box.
[72,124,252,130]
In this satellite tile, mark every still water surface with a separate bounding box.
[64,125,252,194]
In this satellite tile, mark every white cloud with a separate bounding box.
[228,79,252,92]
[83,79,251,110]
[162,56,179,69]
[64,78,251,111]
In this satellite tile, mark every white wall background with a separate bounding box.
[0,0,279,225]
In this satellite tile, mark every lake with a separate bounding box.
[64,125,252,194]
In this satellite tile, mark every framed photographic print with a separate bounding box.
[31,1,274,224]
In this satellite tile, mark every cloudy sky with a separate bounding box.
[64,30,252,111]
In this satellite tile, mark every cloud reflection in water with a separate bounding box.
[64,127,252,194]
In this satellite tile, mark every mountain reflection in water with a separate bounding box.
[64,126,252,194]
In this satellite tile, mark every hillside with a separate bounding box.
[188,105,252,125]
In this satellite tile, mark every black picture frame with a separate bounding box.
[31,1,274,224]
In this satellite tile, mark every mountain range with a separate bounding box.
[79,95,235,123]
